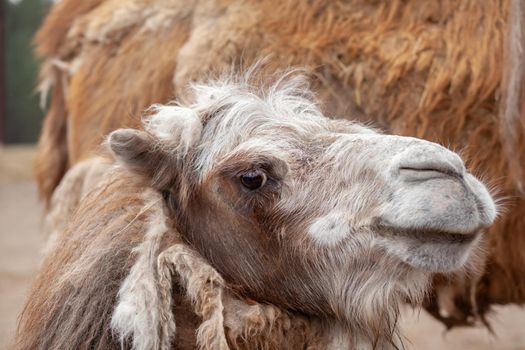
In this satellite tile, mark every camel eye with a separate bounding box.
[240,170,267,190]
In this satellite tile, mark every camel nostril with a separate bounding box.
[392,142,467,182]
[398,163,463,182]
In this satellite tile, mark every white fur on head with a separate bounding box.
[144,104,203,155]
[187,73,328,179]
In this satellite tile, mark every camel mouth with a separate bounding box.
[375,223,482,245]
[379,225,480,245]
[375,223,483,272]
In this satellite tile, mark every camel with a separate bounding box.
[31,0,525,326]
[17,74,496,349]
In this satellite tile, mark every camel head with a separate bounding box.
[108,74,496,339]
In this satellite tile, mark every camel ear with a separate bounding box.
[108,129,175,188]
[108,129,155,168]
[108,105,203,189]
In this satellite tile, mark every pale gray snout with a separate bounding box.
[379,140,496,236]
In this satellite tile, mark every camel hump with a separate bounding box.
[500,0,525,194]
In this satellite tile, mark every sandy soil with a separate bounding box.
[0,145,524,349]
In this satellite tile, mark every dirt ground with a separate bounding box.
[1,145,524,349]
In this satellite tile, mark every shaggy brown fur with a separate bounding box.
[16,162,333,349]
[33,0,525,326]
[17,171,151,350]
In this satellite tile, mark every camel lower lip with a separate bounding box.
[375,224,482,272]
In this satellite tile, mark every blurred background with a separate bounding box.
[1,0,50,144]
[1,0,48,348]
[0,1,524,349]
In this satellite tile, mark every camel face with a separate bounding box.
[109,75,496,324]
[303,133,496,273]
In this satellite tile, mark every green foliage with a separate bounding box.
[5,0,50,143]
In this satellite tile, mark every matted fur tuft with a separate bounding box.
[110,203,170,350]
